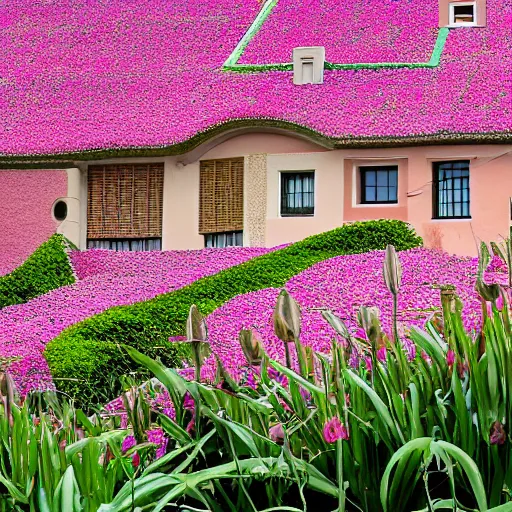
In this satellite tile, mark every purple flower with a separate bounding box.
[490,421,506,445]
[147,428,168,459]
[268,367,289,387]
[183,392,195,411]
[121,435,136,453]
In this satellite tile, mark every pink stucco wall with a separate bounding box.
[0,170,67,275]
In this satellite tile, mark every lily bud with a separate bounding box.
[357,306,382,346]
[476,280,501,303]
[239,329,264,366]
[322,310,350,340]
[186,304,207,343]
[383,244,402,296]
[273,289,301,342]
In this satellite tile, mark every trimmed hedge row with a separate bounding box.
[44,220,423,410]
[0,234,75,309]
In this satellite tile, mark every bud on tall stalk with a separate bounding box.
[273,290,305,375]
[239,329,263,366]
[0,372,18,428]
[186,305,210,382]
[357,306,382,347]
[383,244,402,342]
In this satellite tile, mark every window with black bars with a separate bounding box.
[204,231,243,248]
[433,161,470,219]
[87,238,162,251]
[360,166,398,204]
[280,172,315,216]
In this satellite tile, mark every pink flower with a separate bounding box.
[364,356,372,372]
[323,417,349,444]
[131,452,140,468]
[446,349,455,368]
[496,295,504,310]
[269,423,285,444]
[377,346,387,362]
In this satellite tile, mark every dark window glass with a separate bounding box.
[204,231,243,248]
[453,4,475,23]
[53,201,68,221]
[360,166,398,204]
[280,172,315,216]
[87,238,161,251]
[433,161,470,219]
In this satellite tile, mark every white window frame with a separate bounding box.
[449,2,477,26]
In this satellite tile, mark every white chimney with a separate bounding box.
[293,47,325,85]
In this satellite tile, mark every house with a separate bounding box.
[0,0,511,271]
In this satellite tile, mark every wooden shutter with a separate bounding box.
[87,163,164,239]
[199,158,244,234]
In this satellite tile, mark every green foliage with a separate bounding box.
[45,220,422,410]
[0,234,75,309]
[109,292,512,512]
[0,381,127,511]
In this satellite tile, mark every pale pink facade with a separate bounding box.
[4,132,510,263]
[0,170,68,274]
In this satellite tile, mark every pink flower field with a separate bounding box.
[0,0,510,156]
[196,249,507,381]
[0,245,508,397]
[239,0,440,65]
[0,247,269,395]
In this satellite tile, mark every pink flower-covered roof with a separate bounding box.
[0,0,511,158]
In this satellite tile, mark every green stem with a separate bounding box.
[392,293,399,344]
[284,342,292,369]
[337,438,346,512]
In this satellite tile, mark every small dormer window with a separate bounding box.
[449,2,477,25]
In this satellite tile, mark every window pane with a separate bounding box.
[389,171,398,187]
[377,187,388,201]
[365,171,376,186]
[388,186,397,202]
[377,172,388,187]
[365,187,376,201]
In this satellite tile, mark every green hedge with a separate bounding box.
[0,234,75,309]
[44,220,422,410]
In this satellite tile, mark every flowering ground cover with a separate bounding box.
[0,247,269,395]
[0,0,510,156]
[238,0,440,65]
[195,248,507,381]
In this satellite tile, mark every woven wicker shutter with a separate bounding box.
[199,158,244,234]
[87,163,164,239]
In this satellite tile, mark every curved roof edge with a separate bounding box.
[0,118,511,164]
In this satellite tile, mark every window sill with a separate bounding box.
[431,217,472,221]
[446,23,480,28]
[353,202,400,208]
[279,213,315,218]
